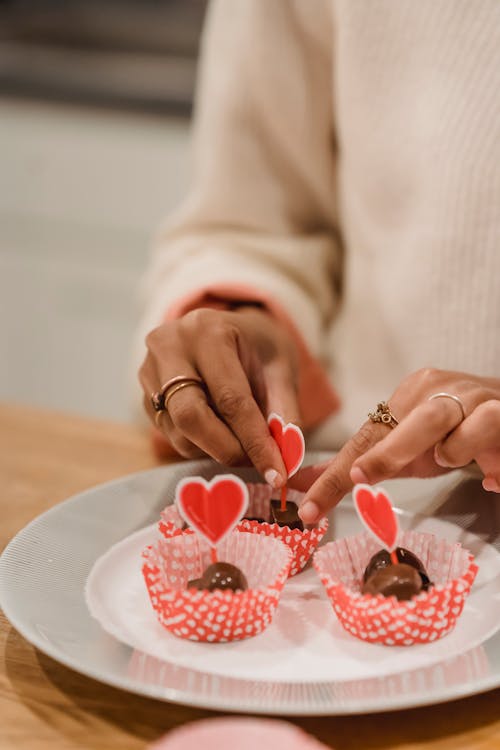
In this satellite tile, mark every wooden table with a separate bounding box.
[1,402,499,750]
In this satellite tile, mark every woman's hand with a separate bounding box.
[139,306,300,487]
[296,367,500,523]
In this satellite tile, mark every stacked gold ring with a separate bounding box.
[151,375,205,428]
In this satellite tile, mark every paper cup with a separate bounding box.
[159,483,328,577]
[313,530,478,646]
[238,484,328,577]
[142,531,292,642]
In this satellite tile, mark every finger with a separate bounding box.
[141,355,222,460]
[350,397,468,485]
[289,460,332,492]
[139,356,161,423]
[196,331,287,486]
[166,385,247,466]
[155,407,206,459]
[298,422,385,523]
[435,399,500,470]
[482,475,500,493]
[237,333,268,413]
[264,358,301,426]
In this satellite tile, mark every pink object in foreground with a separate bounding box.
[148,718,329,750]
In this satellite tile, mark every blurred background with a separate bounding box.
[0,0,207,422]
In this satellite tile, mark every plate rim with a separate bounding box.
[1,461,500,715]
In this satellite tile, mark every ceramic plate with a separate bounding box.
[1,458,500,715]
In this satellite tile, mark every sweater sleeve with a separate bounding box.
[137,0,342,429]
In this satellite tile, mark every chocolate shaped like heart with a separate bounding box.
[176,475,249,546]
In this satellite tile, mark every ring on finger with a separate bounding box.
[428,392,466,425]
[164,380,206,412]
[151,374,204,412]
[368,401,399,429]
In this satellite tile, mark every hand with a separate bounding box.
[296,367,500,523]
[139,306,300,486]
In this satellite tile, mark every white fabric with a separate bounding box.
[137,0,500,449]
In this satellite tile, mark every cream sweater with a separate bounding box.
[137,0,500,450]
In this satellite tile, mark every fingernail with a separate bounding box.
[482,477,500,493]
[299,500,320,524]
[264,468,282,489]
[433,444,451,468]
[350,466,369,485]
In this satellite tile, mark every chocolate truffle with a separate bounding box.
[361,563,423,601]
[270,499,304,531]
[363,547,433,590]
[188,562,248,592]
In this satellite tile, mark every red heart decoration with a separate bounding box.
[176,475,249,547]
[353,484,399,551]
[268,413,305,477]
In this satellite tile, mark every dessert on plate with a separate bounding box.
[143,475,292,642]
[313,484,478,645]
[159,414,327,576]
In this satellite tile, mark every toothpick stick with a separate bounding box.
[280,484,287,512]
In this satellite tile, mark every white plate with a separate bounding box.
[1,458,500,715]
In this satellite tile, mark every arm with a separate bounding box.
[137,0,342,431]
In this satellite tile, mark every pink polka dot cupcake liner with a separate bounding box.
[159,483,328,577]
[313,529,478,646]
[142,531,292,643]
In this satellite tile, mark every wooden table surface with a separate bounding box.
[1,402,499,750]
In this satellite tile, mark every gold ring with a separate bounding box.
[151,375,203,412]
[164,380,205,411]
[428,392,466,423]
[368,401,399,429]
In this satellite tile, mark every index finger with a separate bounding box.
[196,335,287,487]
[298,421,386,523]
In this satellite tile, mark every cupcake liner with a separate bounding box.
[237,484,328,577]
[159,483,328,577]
[313,530,478,646]
[158,505,188,539]
[142,531,292,642]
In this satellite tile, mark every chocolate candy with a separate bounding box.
[363,547,433,590]
[361,563,423,601]
[245,516,267,524]
[188,562,248,592]
[270,499,304,531]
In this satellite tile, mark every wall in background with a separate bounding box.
[0,97,191,422]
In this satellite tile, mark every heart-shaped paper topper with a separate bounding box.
[353,484,399,552]
[175,475,249,547]
[268,413,305,478]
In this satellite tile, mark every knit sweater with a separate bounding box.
[137,0,500,450]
